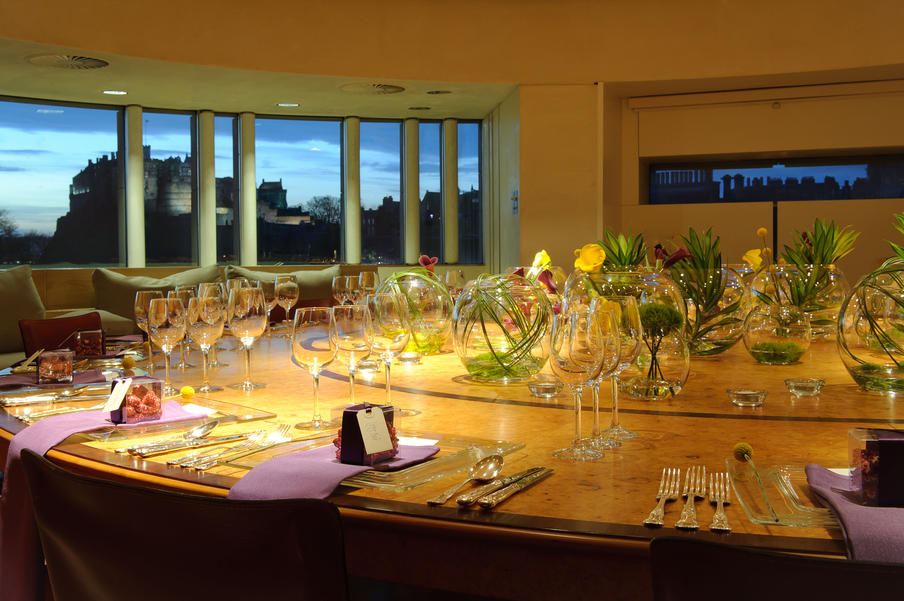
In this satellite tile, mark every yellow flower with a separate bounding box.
[180,386,195,400]
[756,227,768,239]
[121,356,136,370]
[531,249,551,270]
[573,243,606,273]
[742,248,762,270]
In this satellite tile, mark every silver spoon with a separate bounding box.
[427,454,504,506]
[116,420,219,454]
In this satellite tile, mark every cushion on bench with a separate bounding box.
[0,266,46,354]
[92,265,221,319]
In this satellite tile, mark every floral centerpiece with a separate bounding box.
[664,228,747,356]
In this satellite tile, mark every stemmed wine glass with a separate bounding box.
[258,279,278,337]
[292,307,339,430]
[198,282,229,368]
[346,275,363,305]
[330,305,373,405]
[228,286,268,391]
[359,272,380,298]
[367,293,410,407]
[583,297,627,449]
[331,275,349,305]
[168,288,196,369]
[443,270,466,301]
[147,297,187,397]
[188,296,225,393]
[549,303,619,461]
[134,290,163,366]
[275,274,299,334]
[599,295,643,444]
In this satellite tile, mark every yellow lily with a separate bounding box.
[573,243,606,273]
[742,248,762,270]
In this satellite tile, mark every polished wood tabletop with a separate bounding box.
[2,333,895,600]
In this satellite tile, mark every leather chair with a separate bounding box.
[21,450,349,601]
[650,536,904,600]
[18,312,103,357]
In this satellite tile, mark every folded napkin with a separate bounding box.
[0,368,107,389]
[806,464,904,563]
[0,401,196,601]
[228,443,440,500]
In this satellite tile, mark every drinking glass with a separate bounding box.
[549,304,619,461]
[199,282,229,368]
[585,297,626,449]
[257,279,278,337]
[346,275,363,305]
[330,305,373,404]
[147,298,187,397]
[599,295,643,443]
[359,271,380,298]
[228,286,268,391]
[332,275,349,305]
[134,290,163,366]
[188,296,225,393]
[168,289,196,369]
[367,293,410,407]
[443,269,466,301]
[292,308,339,430]
[275,274,300,332]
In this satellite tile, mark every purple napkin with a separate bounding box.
[0,368,107,389]
[0,401,196,601]
[806,464,904,563]
[228,443,440,500]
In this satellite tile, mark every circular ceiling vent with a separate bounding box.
[27,54,110,70]
[340,82,406,95]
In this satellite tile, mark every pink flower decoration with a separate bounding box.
[663,247,693,268]
[654,244,667,261]
[418,255,439,272]
[536,269,558,295]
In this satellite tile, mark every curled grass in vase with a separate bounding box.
[749,341,804,365]
[378,266,454,355]
[667,228,744,356]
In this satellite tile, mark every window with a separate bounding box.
[0,98,121,266]
[215,115,238,264]
[419,122,442,259]
[255,117,342,263]
[649,155,904,204]
[360,120,402,264]
[143,111,196,265]
[457,121,482,264]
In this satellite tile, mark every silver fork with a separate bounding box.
[643,467,681,527]
[675,465,706,530]
[192,424,291,471]
[169,428,267,467]
[709,472,732,532]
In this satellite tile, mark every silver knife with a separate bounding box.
[128,434,249,457]
[477,467,553,509]
[456,467,546,506]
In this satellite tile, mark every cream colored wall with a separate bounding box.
[492,88,521,271]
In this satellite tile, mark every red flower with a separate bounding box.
[418,255,439,272]
[654,244,667,261]
[536,269,557,295]
[663,247,693,268]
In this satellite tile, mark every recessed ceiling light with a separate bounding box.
[277,103,299,107]
[426,90,452,95]
[102,90,127,95]
[408,106,431,111]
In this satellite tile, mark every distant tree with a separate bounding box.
[0,209,16,237]
[305,195,341,225]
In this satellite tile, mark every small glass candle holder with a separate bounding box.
[75,329,105,359]
[727,388,767,407]
[528,374,564,398]
[37,350,75,384]
[784,377,825,397]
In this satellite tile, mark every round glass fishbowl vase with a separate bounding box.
[452,274,552,382]
[563,269,690,400]
[838,262,904,393]
[751,264,849,339]
[377,269,454,356]
[742,304,811,365]
[670,266,748,356]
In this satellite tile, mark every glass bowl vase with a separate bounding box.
[743,304,811,365]
[378,268,454,356]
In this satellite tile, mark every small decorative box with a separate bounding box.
[110,377,163,424]
[74,329,105,359]
[849,428,904,506]
[36,350,75,384]
[334,404,398,466]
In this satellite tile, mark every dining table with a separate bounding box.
[1,333,896,601]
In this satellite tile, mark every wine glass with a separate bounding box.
[292,307,339,430]
[188,296,225,393]
[228,286,268,391]
[549,304,619,461]
[359,271,380,298]
[331,275,349,305]
[199,282,229,368]
[168,288,196,369]
[134,290,163,366]
[346,275,363,305]
[147,297,186,397]
[599,295,643,444]
[584,297,628,449]
[367,293,410,407]
[330,305,373,405]
[275,274,300,333]
[257,279,278,337]
[443,269,466,301]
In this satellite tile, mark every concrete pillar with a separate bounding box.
[238,112,257,266]
[124,105,145,267]
[344,117,361,264]
[198,110,216,266]
[403,119,420,264]
[442,119,458,264]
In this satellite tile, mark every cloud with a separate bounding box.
[0,149,52,155]
[0,166,25,172]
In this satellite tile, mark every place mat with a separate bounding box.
[806,464,904,562]
[106,334,144,344]
[228,443,440,500]
[0,401,196,601]
[0,368,106,389]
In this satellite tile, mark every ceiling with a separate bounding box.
[0,38,516,119]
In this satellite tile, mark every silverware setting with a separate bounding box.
[455,466,546,506]
[169,424,292,471]
[1,385,111,407]
[116,420,220,454]
[643,467,681,527]
[675,465,706,530]
[643,465,729,531]
[426,454,504,506]
[19,401,108,422]
[476,467,553,509]
[424,459,552,510]
[709,471,732,532]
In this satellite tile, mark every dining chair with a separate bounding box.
[650,536,904,600]
[18,312,103,357]
[21,450,349,601]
